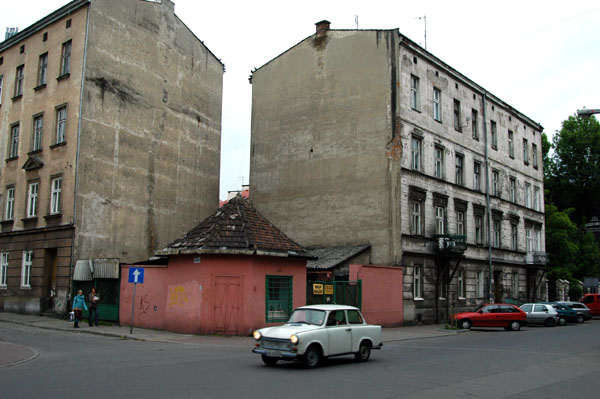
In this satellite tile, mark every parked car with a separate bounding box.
[557,301,591,322]
[538,302,578,325]
[453,304,527,331]
[520,303,560,327]
[252,304,382,368]
[581,294,600,316]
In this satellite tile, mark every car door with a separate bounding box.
[475,305,497,327]
[326,310,352,355]
[532,304,549,324]
[520,304,533,323]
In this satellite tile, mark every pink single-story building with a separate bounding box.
[119,195,310,336]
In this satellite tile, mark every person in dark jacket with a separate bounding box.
[72,290,88,328]
[88,287,100,326]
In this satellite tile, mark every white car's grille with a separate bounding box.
[261,338,292,351]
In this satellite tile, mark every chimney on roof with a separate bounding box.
[315,20,331,33]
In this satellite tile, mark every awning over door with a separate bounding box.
[73,258,120,281]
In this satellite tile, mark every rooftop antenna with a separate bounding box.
[355,15,359,29]
[417,15,427,49]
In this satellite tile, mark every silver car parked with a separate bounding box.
[519,303,560,327]
[557,301,592,322]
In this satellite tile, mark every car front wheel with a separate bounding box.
[509,321,521,331]
[354,341,372,362]
[261,355,279,366]
[458,319,472,330]
[302,345,321,368]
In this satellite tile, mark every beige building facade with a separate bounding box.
[250,22,546,324]
[0,0,223,315]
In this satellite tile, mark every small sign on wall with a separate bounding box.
[313,283,324,295]
[324,284,334,295]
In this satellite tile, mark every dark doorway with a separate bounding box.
[42,248,58,312]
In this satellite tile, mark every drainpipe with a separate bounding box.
[482,92,493,303]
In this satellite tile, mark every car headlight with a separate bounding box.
[290,334,299,345]
[253,330,262,340]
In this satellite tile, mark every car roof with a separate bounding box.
[295,304,359,311]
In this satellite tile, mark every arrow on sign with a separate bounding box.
[132,269,141,283]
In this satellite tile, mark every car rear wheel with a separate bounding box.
[261,355,279,366]
[576,314,585,323]
[354,341,372,362]
[544,317,557,327]
[302,345,321,368]
[458,319,472,330]
[508,321,521,331]
[558,317,567,326]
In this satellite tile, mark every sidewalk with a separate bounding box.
[0,311,468,367]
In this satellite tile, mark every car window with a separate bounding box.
[347,310,364,324]
[534,305,547,312]
[521,304,532,312]
[288,309,325,325]
[582,296,594,304]
[327,310,347,326]
[570,304,583,309]
[481,305,495,313]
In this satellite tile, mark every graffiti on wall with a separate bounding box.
[168,286,188,308]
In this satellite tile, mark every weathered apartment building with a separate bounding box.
[0,0,223,315]
[250,21,546,324]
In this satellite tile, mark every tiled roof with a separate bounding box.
[305,245,371,270]
[156,195,308,257]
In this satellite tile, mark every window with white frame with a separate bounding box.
[56,106,67,144]
[14,65,24,97]
[27,182,39,218]
[509,177,516,203]
[9,124,20,159]
[525,183,531,208]
[411,200,423,235]
[492,170,499,196]
[0,252,8,287]
[60,40,72,76]
[37,53,48,86]
[475,214,483,245]
[458,269,466,298]
[534,186,540,211]
[50,177,62,215]
[511,223,518,251]
[33,115,43,151]
[21,250,32,288]
[535,228,542,251]
[435,205,446,235]
[453,99,461,131]
[471,109,479,139]
[456,210,465,236]
[411,136,422,171]
[523,138,529,164]
[476,270,484,298]
[5,186,15,220]
[455,154,464,185]
[525,226,533,251]
[433,87,441,121]
[410,75,420,110]
[434,146,444,179]
[491,120,497,149]
[413,265,423,299]
[508,130,514,158]
[473,161,481,191]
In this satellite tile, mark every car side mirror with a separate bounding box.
[478,310,483,314]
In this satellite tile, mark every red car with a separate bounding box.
[581,294,600,316]
[453,304,527,331]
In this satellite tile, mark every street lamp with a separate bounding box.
[577,108,600,117]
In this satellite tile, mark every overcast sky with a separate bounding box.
[3,0,599,200]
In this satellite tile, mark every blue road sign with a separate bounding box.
[128,267,144,284]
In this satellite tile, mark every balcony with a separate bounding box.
[525,251,548,265]
[433,234,467,255]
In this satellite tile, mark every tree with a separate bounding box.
[545,204,579,282]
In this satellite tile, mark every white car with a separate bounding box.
[252,304,382,368]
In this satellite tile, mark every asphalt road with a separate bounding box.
[1,320,599,399]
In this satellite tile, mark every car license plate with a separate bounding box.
[266,350,280,357]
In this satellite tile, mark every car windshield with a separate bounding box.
[287,309,326,326]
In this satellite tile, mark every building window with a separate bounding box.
[60,40,72,77]
[473,161,481,191]
[471,109,479,140]
[455,154,464,185]
[533,186,540,211]
[50,177,62,215]
[0,75,3,105]
[535,228,542,251]
[435,205,446,235]
[56,106,67,144]
[266,275,292,322]
[9,124,20,159]
[414,265,423,299]
[411,136,422,171]
[37,53,48,86]
[476,270,484,298]
[453,99,461,131]
[493,219,501,248]
[491,120,498,150]
[492,170,499,197]
[525,183,531,208]
[27,182,39,218]
[5,187,15,220]
[458,269,466,298]
[0,253,8,288]
[33,115,43,151]
[475,214,483,245]
[21,250,33,288]
[66,19,72,29]
[456,210,465,236]
[532,143,538,169]
[509,177,516,203]
[511,223,518,251]
[523,138,529,165]
[411,200,423,235]
[508,130,514,158]
[433,87,441,121]
[434,146,444,179]
[14,65,24,97]
[410,75,420,110]
[526,226,533,251]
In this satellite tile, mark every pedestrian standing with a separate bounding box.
[88,287,100,326]
[72,289,88,328]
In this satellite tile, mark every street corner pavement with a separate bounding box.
[0,341,38,368]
